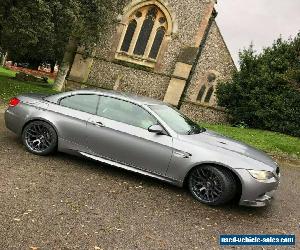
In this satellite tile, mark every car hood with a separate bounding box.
[180,130,277,168]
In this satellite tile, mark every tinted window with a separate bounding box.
[149,105,205,135]
[60,94,99,114]
[97,96,157,129]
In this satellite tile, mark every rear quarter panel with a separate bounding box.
[5,101,49,135]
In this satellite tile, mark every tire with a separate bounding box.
[22,121,58,156]
[188,165,236,206]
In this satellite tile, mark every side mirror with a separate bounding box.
[148,124,165,135]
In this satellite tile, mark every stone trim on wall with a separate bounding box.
[193,0,216,48]
[173,1,215,108]
[68,54,94,83]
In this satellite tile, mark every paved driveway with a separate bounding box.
[0,113,299,249]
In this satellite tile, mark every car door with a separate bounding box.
[47,94,100,152]
[86,96,173,176]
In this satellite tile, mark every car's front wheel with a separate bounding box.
[22,121,57,156]
[188,165,236,205]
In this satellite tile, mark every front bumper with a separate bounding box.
[239,190,275,207]
[236,169,280,207]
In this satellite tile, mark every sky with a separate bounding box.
[215,0,300,66]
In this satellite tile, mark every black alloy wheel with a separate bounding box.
[22,121,57,156]
[188,165,236,205]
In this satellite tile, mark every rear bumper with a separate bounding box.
[4,108,23,135]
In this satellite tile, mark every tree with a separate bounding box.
[217,33,300,137]
[0,0,58,69]
[0,49,7,66]
[0,0,114,88]
[52,0,114,91]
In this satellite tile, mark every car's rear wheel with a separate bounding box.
[188,165,236,205]
[22,121,57,156]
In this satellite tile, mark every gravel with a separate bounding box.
[0,114,299,249]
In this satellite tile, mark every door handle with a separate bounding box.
[174,151,192,159]
[90,120,104,127]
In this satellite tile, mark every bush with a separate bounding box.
[217,33,300,137]
[15,72,50,86]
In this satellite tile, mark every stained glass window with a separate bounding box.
[133,7,158,56]
[117,5,170,66]
[149,27,166,59]
[121,20,137,52]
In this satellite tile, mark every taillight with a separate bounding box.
[9,97,20,107]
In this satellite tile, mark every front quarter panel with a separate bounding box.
[166,137,276,186]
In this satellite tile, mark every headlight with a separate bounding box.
[248,170,274,180]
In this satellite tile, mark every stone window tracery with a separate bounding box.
[195,71,219,106]
[116,4,170,68]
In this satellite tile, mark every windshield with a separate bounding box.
[149,105,206,135]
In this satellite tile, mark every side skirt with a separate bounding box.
[79,151,182,187]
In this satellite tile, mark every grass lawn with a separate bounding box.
[203,123,300,160]
[0,66,17,78]
[0,67,57,103]
[0,66,55,84]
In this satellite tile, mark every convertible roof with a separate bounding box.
[45,89,165,105]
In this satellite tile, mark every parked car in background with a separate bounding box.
[5,90,280,207]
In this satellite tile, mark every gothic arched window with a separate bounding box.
[133,7,158,56]
[116,4,170,68]
[197,85,206,102]
[204,86,214,103]
[194,71,219,106]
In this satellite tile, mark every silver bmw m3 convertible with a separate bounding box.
[5,89,280,207]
